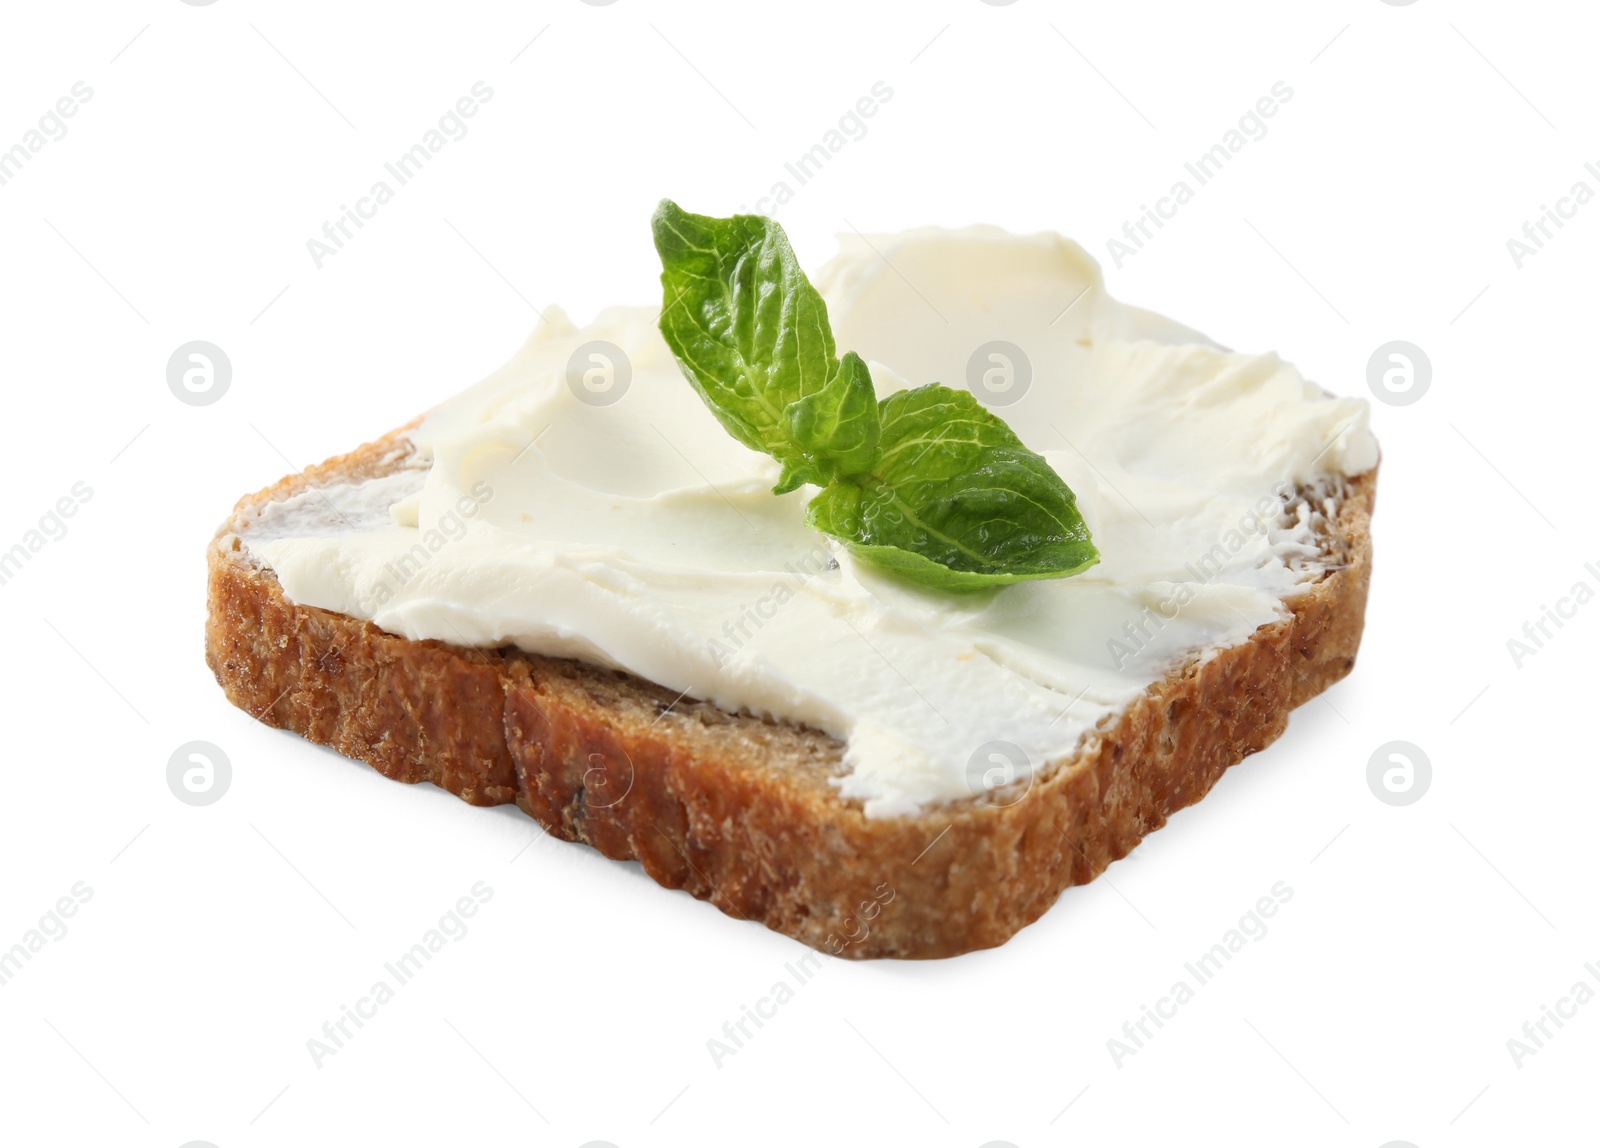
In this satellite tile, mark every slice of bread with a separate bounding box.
[207,425,1375,959]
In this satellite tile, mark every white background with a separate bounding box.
[1,1,1596,1145]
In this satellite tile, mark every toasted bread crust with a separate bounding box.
[206,429,1375,959]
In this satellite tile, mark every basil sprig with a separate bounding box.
[652,200,1098,592]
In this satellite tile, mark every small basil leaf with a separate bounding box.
[811,384,1099,591]
[773,458,827,495]
[801,474,861,528]
[782,351,882,482]
[652,200,838,476]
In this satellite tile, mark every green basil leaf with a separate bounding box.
[652,200,838,478]
[782,351,882,483]
[652,200,1099,593]
[807,384,1099,591]
[773,458,827,496]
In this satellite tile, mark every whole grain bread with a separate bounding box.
[206,427,1375,959]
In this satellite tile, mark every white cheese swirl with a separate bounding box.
[245,228,1376,817]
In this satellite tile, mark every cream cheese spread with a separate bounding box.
[244,228,1376,817]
